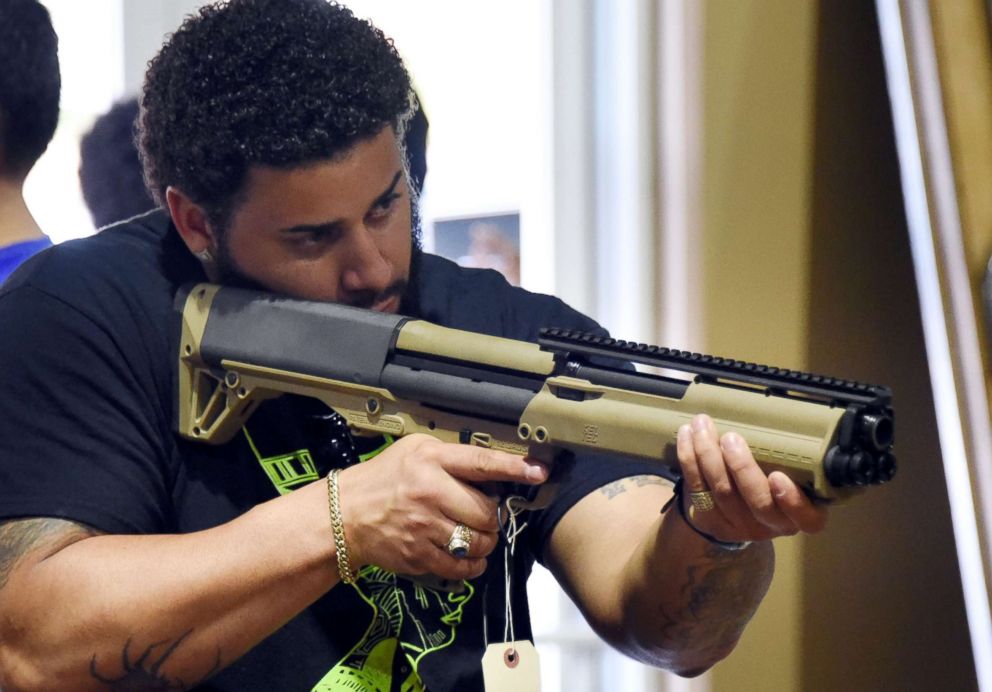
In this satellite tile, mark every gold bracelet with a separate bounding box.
[327,469,356,584]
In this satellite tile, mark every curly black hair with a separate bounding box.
[0,0,60,178]
[138,0,413,230]
[79,97,157,228]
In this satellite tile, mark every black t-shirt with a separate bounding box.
[0,210,663,691]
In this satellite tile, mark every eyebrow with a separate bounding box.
[278,169,404,237]
[374,171,404,204]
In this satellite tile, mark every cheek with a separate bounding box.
[387,233,412,272]
[274,258,348,301]
[385,212,414,271]
[227,240,345,300]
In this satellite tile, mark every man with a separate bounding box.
[0,1,826,690]
[0,0,59,283]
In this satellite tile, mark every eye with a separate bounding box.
[296,229,327,246]
[286,227,338,253]
[368,192,401,220]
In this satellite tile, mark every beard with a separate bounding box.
[398,202,424,317]
[213,200,425,316]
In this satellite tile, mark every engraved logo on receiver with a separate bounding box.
[348,412,404,434]
[583,425,600,444]
[494,440,530,455]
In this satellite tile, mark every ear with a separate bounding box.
[166,186,216,256]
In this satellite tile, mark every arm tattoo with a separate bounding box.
[632,475,667,488]
[89,630,222,691]
[598,480,628,499]
[0,517,97,589]
[0,522,221,689]
[598,475,668,500]
[656,544,771,660]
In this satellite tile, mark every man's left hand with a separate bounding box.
[675,413,829,543]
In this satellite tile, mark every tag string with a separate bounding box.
[500,496,528,646]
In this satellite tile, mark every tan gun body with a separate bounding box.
[176,284,895,502]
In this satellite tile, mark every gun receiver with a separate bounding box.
[176,284,895,502]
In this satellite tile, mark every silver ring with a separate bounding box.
[446,523,473,558]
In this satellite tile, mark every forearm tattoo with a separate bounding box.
[0,517,96,589]
[656,544,771,661]
[89,630,221,691]
[0,520,221,689]
[592,478,772,662]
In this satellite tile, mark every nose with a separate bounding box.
[340,226,392,296]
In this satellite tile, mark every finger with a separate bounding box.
[676,423,705,490]
[679,421,734,526]
[769,472,828,534]
[691,415,731,493]
[428,549,489,581]
[721,432,797,534]
[434,441,549,485]
[690,415,749,523]
[436,522,500,560]
[436,477,501,533]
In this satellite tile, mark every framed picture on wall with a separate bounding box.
[432,212,520,286]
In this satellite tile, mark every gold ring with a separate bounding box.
[690,490,715,512]
[446,523,473,558]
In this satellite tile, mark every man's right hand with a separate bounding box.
[336,433,549,580]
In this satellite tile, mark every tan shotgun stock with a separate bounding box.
[176,284,895,502]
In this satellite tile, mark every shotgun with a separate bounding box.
[176,284,895,503]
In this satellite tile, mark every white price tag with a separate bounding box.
[481,640,541,692]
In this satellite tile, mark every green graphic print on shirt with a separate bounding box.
[244,426,476,692]
[313,567,474,692]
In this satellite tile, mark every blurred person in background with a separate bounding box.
[0,0,59,284]
[79,97,158,229]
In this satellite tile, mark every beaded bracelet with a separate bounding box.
[661,478,751,552]
[327,469,357,584]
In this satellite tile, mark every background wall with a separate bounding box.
[699,2,816,688]
[803,2,975,689]
[700,2,977,690]
[931,0,992,629]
